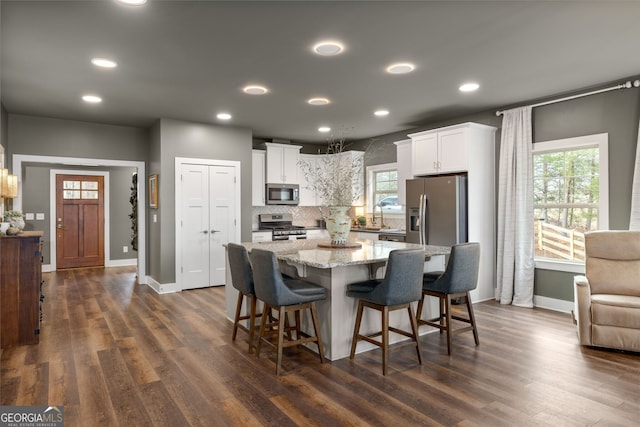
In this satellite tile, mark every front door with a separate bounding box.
[56,174,105,269]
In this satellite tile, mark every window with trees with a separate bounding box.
[533,134,608,271]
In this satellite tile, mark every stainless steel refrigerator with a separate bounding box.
[406,175,468,246]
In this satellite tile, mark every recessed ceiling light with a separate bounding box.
[82,94,102,103]
[374,109,389,117]
[318,126,331,133]
[91,57,118,68]
[459,82,480,92]
[385,62,415,74]
[216,112,232,120]
[243,85,268,95]
[116,0,148,5]
[308,97,330,106]
[312,41,345,56]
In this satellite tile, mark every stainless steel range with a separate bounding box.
[258,213,307,241]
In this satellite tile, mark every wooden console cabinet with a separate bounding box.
[0,231,43,348]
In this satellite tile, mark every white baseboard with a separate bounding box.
[146,276,180,294]
[41,259,137,273]
[533,295,574,313]
[106,258,138,267]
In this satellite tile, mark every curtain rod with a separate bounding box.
[495,79,640,116]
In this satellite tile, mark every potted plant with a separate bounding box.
[3,210,25,230]
[298,134,364,246]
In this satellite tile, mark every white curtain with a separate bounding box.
[630,119,640,230]
[496,106,535,307]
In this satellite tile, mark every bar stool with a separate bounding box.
[250,248,327,375]
[347,248,426,375]
[416,242,480,355]
[228,243,263,353]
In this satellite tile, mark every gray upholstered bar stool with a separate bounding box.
[347,248,426,375]
[416,242,480,355]
[250,248,327,375]
[228,243,263,353]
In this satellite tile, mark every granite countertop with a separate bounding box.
[239,238,449,269]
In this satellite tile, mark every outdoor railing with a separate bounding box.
[534,221,585,262]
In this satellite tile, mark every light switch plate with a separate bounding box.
[25,213,35,220]
[36,213,45,220]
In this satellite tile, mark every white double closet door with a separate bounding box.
[178,160,239,290]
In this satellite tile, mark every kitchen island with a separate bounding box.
[225,238,450,360]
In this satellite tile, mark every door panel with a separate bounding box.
[56,174,104,269]
[181,165,210,288]
[209,166,235,286]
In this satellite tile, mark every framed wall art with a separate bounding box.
[149,174,158,208]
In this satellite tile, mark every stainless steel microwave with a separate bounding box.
[266,183,299,205]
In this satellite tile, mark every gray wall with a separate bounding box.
[351,80,640,303]
[151,118,252,284]
[7,114,148,167]
[0,104,7,163]
[6,114,148,266]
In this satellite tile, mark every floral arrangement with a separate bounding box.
[298,133,364,207]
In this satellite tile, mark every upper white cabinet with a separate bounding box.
[410,126,468,175]
[265,143,301,184]
[252,150,266,206]
[298,153,318,206]
[393,139,412,206]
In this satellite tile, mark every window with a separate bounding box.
[533,134,608,272]
[366,163,403,214]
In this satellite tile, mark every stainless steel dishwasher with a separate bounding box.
[378,232,406,242]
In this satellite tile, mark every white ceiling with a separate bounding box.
[2,1,640,143]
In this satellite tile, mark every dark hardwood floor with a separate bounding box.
[1,266,638,426]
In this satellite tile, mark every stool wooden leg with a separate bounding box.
[350,301,364,359]
[309,302,325,364]
[248,295,257,353]
[256,303,270,357]
[416,293,425,322]
[439,295,445,333]
[232,291,244,341]
[276,306,286,376]
[407,306,422,365]
[445,295,453,355]
[382,306,389,376]
[465,292,479,346]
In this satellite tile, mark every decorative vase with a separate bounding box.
[325,206,351,246]
[5,216,24,230]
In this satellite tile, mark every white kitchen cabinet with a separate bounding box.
[410,127,467,175]
[298,153,318,206]
[252,231,272,242]
[393,139,412,206]
[252,150,266,206]
[265,143,301,184]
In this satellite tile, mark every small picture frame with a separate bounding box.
[149,174,159,208]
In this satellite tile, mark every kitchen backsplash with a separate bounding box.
[252,206,405,230]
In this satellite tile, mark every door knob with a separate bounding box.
[201,230,209,234]
[211,230,220,233]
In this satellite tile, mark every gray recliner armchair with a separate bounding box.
[574,230,640,352]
